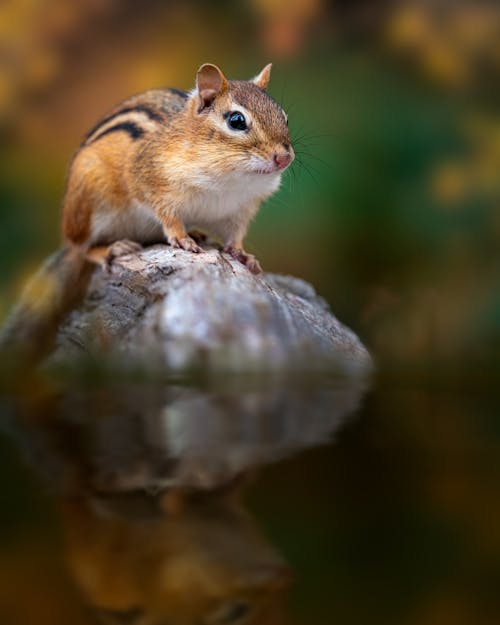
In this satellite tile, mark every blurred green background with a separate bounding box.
[1,0,499,372]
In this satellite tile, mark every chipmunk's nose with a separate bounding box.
[274,144,294,170]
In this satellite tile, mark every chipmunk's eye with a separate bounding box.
[228,111,247,131]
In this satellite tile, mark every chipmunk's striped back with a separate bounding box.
[80,88,188,148]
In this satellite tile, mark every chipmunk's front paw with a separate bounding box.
[105,239,142,267]
[170,236,202,254]
[223,245,262,275]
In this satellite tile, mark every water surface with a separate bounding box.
[0,371,498,624]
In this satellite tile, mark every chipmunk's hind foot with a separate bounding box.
[105,240,143,267]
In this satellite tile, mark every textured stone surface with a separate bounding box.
[53,245,373,374]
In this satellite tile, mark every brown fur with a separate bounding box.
[62,64,294,273]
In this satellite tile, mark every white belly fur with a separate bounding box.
[183,171,282,228]
[90,171,282,244]
[90,201,164,245]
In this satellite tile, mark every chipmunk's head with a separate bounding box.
[188,63,294,178]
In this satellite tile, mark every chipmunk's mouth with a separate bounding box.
[254,167,279,175]
[251,162,290,175]
[250,149,294,175]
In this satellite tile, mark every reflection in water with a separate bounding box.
[8,373,367,625]
[62,491,289,625]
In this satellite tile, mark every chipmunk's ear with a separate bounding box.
[252,63,272,90]
[196,63,228,111]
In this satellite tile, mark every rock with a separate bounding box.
[51,245,372,375]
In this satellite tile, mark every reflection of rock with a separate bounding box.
[142,378,364,491]
[50,245,372,374]
[15,374,366,494]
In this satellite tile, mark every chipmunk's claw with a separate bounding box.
[246,256,263,275]
[170,236,203,254]
[223,245,262,274]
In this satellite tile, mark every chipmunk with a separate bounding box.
[63,62,294,274]
[0,63,294,361]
